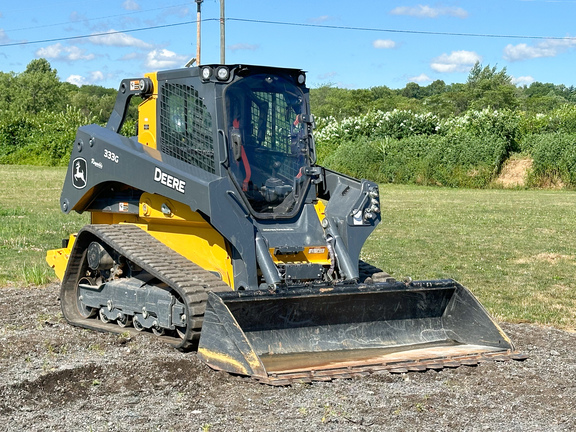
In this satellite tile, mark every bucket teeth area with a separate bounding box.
[257,349,526,386]
[198,280,523,385]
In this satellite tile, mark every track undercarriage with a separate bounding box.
[60,224,230,350]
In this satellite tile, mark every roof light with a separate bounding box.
[216,66,230,81]
[297,73,306,85]
[201,66,212,80]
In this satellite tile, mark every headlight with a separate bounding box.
[201,66,212,81]
[216,66,230,81]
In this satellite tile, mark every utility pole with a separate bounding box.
[195,0,203,65]
[220,0,225,64]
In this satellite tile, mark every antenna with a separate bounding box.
[195,0,203,65]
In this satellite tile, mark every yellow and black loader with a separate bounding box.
[47,64,523,384]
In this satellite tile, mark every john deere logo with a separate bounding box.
[72,158,87,189]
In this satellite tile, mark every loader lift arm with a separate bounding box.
[107,78,154,134]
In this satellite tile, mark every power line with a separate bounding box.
[2,16,576,49]
[227,18,576,41]
[0,19,216,48]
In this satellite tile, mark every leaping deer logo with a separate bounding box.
[72,158,87,189]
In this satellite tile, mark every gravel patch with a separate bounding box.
[1,284,574,431]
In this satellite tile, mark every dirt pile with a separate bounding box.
[1,284,575,431]
[495,157,532,188]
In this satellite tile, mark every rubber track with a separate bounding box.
[66,224,230,350]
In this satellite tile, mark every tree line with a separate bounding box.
[0,59,136,165]
[1,58,576,187]
[0,58,121,124]
[310,62,576,120]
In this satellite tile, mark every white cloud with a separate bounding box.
[373,39,396,49]
[122,0,140,11]
[89,30,152,49]
[66,75,87,86]
[146,49,187,69]
[511,75,535,86]
[431,50,481,73]
[0,29,14,44]
[390,5,468,19]
[90,71,105,82]
[503,38,576,62]
[228,43,259,52]
[36,43,95,61]
[409,73,432,83]
[66,71,107,86]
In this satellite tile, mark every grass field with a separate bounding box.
[1,165,575,330]
[0,165,88,285]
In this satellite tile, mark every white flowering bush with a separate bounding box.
[315,108,520,157]
[315,110,442,162]
[520,105,576,138]
[314,109,518,187]
[315,110,441,148]
[438,109,521,151]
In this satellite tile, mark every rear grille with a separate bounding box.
[159,83,215,174]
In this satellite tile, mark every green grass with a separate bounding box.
[0,165,88,285]
[1,165,575,330]
[362,185,576,330]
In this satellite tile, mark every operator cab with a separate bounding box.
[224,72,314,217]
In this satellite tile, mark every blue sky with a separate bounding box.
[1,1,576,90]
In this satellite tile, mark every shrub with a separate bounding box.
[322,131,508,188]
[384,132,507,188]
[322,136,384,180]
[439,108,521,152]
[525,132,576,187]
[0,107,95,166]
[315,109,442,162]
[315,108,520,168]
[519,105,576,140]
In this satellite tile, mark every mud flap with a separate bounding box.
[197,279,514,382]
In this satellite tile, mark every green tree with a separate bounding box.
[425,80,447,97]
[12,58,66,114]
[466,62,518,111]
[424,83,469,116]
[401,82,423,99]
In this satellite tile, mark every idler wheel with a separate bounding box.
[76,277,96,318]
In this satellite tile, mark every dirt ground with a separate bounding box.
[1,284,575,432]
[494,157,533,188]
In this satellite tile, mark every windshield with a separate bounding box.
[225,74,311,215]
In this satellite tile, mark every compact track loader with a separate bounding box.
[47,64,522,384]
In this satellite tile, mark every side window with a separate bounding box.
[159,83,215,174]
